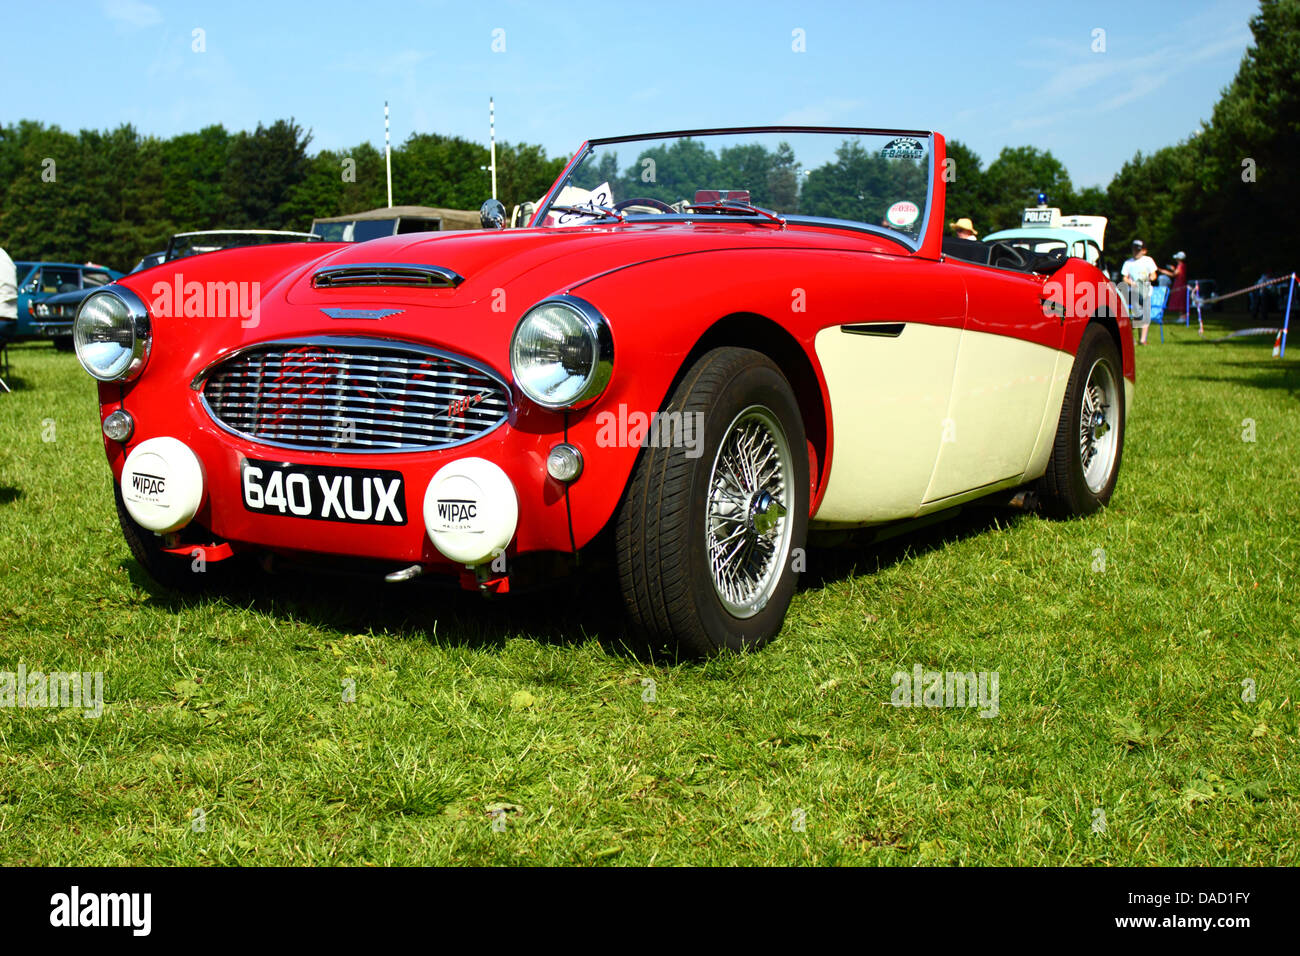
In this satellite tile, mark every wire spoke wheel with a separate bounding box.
[1079,357,1119,494]
[615,347,808,656]
[705,405,794,618]
[1038,323,1126,518]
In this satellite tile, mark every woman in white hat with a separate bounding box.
[949,217,978,241]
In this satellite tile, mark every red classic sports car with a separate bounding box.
[74,127,1133,657]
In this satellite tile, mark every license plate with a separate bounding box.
[240,458,407,525]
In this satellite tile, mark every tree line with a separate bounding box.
[0,119,565,271]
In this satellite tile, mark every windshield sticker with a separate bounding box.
[547,181,614,226]
[880,137,926,160]
[886,201,920,228]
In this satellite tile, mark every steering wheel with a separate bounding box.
[612,197,676,215]
[988,241,1030,271]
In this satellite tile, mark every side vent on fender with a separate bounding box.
[841,323,905,337]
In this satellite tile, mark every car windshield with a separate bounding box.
[312,219,399,242]
[166,231,321,259]
[39,267,80,292]
[998,238,1069,255]
[990,235,1100,266]
[537,128,934,245]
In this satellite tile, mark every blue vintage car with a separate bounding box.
[14,261,123,338]
[32,233,317,347]
[32,258,161,348]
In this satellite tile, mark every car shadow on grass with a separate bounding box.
[116,503,1032,663]
[1177,360,1300,397]
[120,555,644,659]
[801,504,1030,591]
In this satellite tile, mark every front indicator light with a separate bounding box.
[546,443,584,482]
[102,409,134,443]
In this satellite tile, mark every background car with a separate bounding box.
[164,229,322,259]
[13,261,122,338]
[981,226,1107,273]
[35,232,320,348]
[309,206,480,241]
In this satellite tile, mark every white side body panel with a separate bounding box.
[1022,349,1075,481]
[812,324,959,523]
[813,325,1075,525]
[924,331,1062,502]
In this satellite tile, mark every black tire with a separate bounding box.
[615,347,809,657]
[114,483,228,591]
[52,336,75,352]
[1037,323,1126,517]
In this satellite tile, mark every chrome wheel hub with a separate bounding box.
[706,406,795,618]
[1080,358,1119,494]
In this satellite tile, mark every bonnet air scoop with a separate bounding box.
[311,263,465,289]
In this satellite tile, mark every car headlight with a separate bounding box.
[509,295,613,409]
[35,302,50,317]
[74,287,151,382]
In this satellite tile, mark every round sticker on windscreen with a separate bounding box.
[880,137,926,160]
[886,201,919,228]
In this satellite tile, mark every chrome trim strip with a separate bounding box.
[311,262,465,289]
[320,308,406,320]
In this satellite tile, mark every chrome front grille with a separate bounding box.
[198,339,509,452]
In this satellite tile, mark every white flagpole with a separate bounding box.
[385,101,393,208]
[489,97,497,200]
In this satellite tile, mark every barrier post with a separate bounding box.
[1281,272,1295,359]
[1194,281,1203,332]
[1185,284,1190,326]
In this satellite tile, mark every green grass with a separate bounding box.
[1,316,1297,866]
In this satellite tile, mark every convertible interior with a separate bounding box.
[942,236,1069,275]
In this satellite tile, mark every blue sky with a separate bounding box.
[3,0,1259,187]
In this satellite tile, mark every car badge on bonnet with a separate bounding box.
[319,308,405,320]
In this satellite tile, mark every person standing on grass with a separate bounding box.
[1163,251,1195,334]
[0,246,19,344]
[1121,240,1158,345]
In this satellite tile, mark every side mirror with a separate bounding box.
[480,199,506,230]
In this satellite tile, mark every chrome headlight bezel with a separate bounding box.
[73,286,151,382]
[509,295,613,410]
